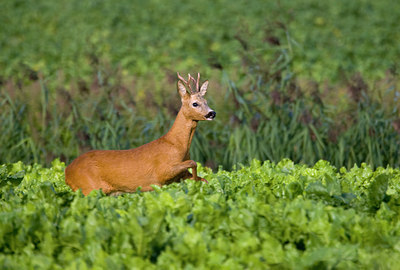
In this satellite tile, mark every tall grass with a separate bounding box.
[1,67,399,170]
[0,78,172,165]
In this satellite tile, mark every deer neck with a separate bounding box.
[164,109,198,155]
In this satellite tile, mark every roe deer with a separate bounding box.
[65,72,216,195]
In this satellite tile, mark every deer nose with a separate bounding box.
[205,111,216,120]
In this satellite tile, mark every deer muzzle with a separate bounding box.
[205,111,216,120]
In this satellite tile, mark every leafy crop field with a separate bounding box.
[1,159,400,269]
[1,0,399,82]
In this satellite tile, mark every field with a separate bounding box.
[1,0,400,268]
[1,160,400,269]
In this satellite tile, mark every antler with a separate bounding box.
[177,72,188,84]
[177,72,201,94]
[192,73,200,92]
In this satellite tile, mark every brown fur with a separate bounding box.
[65,73,215,195]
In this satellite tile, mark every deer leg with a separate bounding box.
[177,160,197,179]
[163,160,208,184]
[189,162,209,184]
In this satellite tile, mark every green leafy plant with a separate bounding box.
[1,159,400,269]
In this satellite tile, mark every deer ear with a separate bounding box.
[199,80,209,96]
[177,80,190,99]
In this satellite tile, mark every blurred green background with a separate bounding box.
[1,0,400,169]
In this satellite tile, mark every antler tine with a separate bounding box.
[188,73,199,93]
[187,73,194,93]
[177,72,188,84]
[196,73,200,91]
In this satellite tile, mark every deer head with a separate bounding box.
[177,72,216,121]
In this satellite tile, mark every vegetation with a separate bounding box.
[1,0,400,169]
[1,0,399,170]
[1,1,400,268]
[1,159,400,269]
[1,0,399,81]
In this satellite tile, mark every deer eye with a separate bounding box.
[192,102,199,107]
